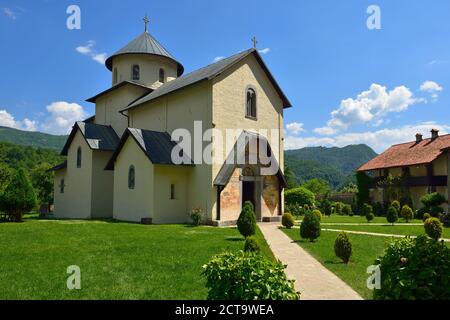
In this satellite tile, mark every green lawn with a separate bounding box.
[283,228,390,299]
[322,224,450,239]
[0,218,273,300]
[302,215,422,224]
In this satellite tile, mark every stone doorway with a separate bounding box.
[242,181,255,210]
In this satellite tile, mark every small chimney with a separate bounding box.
[431,129,439,140]
[415,133,423,143]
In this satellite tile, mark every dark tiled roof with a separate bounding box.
[122,49,292,112]
[48,161,67,172]
[358,134,450,172]
[61,122,120,156]
[86,81,152,103]
[105,128,194,170]
[105,32,184,76]
[213,131,287,188]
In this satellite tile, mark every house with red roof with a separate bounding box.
[358,129,450,211]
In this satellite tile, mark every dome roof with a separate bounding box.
[105,32,184,76]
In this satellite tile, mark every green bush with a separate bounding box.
[321,199,333,216]
[366,212,374,222]
[422,213,431,222]
[300,212,321,242]
[441,212,450,227]
[361,203,374,222]
[391,200,401,213]
[374,235,450,300]
[237,201,256,238]
[373,202,385,216]
[0,168,37,222]
[421,192,446,208]
[312,209,322,221]
[285,187,315,207]
[244,236,260,253]
[430,206,444,218]
[400,205,414,222]
[342,204,353,216]
[416,207,428,220]
[333,202,344,215]
[386,206,399,225]
[424,218,443,240]
[202,251,300,300]
[334,232,352,264]
[282,213,295,229]
[285,203,302,217]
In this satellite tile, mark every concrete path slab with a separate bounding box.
[258,222,363,300]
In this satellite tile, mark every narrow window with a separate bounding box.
[170,183,175,199]
[246,88,257,119]
[76,147,82,168]
[113,68,118,84]
[132,65,140,80]
[60,179,65,194]
[128,165,135,190]
[159,68,165,83]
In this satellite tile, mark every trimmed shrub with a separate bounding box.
[202,251,300,300]
[361,203,374,222]
[342,204,353,217]
[400,205,414,222]
[333,202,344,215]
[334,232,352,264]
[0,168,37,222]
[300,212,321,242]
[244,236,260,253]
[441,212,450,227]
[321,199,333,216]
[386,206,399,225]
[282,213,295,229]
[374,235,450,300]
[422,213,431,222]
[416,207,428,220]
[312,209,322,221]
[421,192,446,208]
[285,187,315,207]
[373,202,385,216]
[285,203,302,217]
[391,200,401,213]
[424,217,443,240]
[430,206,444,218]
[237,201,256,238]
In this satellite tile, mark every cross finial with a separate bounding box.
[143,15,150,32]
[252,36,258,49]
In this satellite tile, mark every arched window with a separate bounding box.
[76,147,82,168]
[128,165,135,190]
[132,65,140,80]
[246,88,257,119]
[113,68,118,84]
[159,68,165,83]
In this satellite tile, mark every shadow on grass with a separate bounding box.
[226,237,244,242]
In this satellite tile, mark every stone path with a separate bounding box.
[321,228,450,242]
[258,222,363,300]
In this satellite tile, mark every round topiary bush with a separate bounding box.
[400,205,414,222]
[424,217,443,240]
[387,206,398,225]
[282,213,295,229]
[391,200,401,213]
[312,209,322,221]
[244,236,260,253]
[300,212,321,242]
[342,204,353,216]
[422,212,431,222]
[361,203,374,222]
[334,232,352,264]
[321,199,332,216]
[285,187,315,207]
[430,206,444,218]
[374,235,450,300]
[237,201,256,238]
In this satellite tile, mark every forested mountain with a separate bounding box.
[0,126,67,151]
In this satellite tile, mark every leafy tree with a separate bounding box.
[391,200,401,213]
[400,205,414,222]
[421,192,446,208]
[424,218,442,241]
[386,206,399,225]
[30,162,54,208]
[356,172,373,209]
[339,182,358,193]
[0,168,37,221]
[237,201,256,238]
[300,212,321,242]
[284,166,298,190]
[284,187,315,207]
[0,163,12,193]
[301,178,331,196]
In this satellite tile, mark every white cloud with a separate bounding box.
[286,122,305,135]
[42,102,88,134]
[2,8,16,19]
[420,80,443,102]
[287,122,450,153]
[0,109,37,131]
[76,41,107,65]
[213,56,225,63]
[314,84,418,135]
[258,48,270,54]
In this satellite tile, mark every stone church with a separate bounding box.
[51,20,292,225]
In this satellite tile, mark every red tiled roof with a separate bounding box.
[358,134,450,172]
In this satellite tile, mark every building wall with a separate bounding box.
[433,154,447,176]
[53,131,93,219]
[112,54,177,88]
[95,85,149,137]
[410,165,426,177]
[91,150,114,218]
[153,165,190,224]
[113,137,154,222]
[261,175,280,218]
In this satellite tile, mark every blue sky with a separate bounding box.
[0,0,449,152]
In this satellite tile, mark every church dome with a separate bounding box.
[105,31,184,76]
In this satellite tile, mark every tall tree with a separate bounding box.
[30,162,54,209]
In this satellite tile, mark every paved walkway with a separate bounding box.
[258,222,363,300]
[321,228,450,242]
